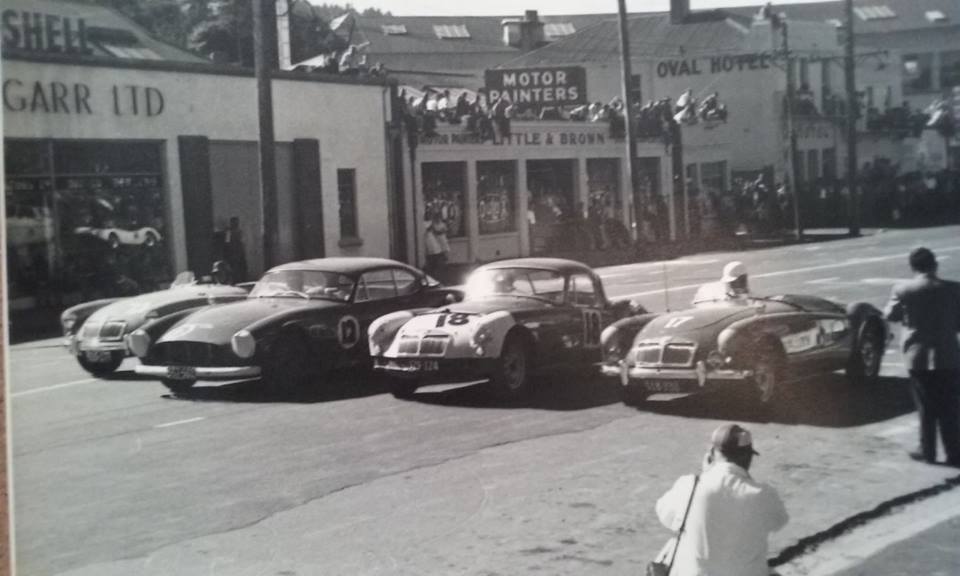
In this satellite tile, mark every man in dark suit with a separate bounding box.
[884,247,960,466]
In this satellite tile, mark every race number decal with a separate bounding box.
[435,312,471,328]
[663,316,694,329]
[583,310,602,348]
[338,315,361,349]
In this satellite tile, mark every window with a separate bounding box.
[823,148,836,179]
[477,161,516,234]
[587,158,621,221]
[381,24,408,35]
[854,6,896,20]
[700,161,727,196]
[356,270,397,302]
[544,22,576,39]
[799,58,810,88]
[433,24,470,39]
[568,274,599,307]
[423,162,466,238]
[902,53,933,93]
[940,51,960,89]
[925,10,947,23]
[795,152,806,184]
[394,269,420,296]
[807,149,820,181]
[337,169,358,239]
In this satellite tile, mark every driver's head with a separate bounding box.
[493,271,515,293]
[211,260,233,285]
[721,261,749,297]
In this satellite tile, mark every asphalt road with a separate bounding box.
[9,225,960,576]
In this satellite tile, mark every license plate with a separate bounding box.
[390,359,439,372]
[167,365,197,380]
[83,350,112,363]
[644,380,682,393]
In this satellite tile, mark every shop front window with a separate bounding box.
[587,158,621,222]
[5,139,169,307]
[477,161,516,235]
[940,50,960,89]
[422,162,466,238]
[902,53,933,93]
[527,159,575,255]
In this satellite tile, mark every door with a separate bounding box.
[567,273,605,364]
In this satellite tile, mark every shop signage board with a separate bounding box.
[484,66,587,107]
[655,52,775,78]
[418,128,609,147]
[3,78,165,117]
[2,10,92,54]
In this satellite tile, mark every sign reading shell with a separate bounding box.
[484,66,586,107]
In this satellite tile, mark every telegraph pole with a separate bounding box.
[253,0,279,269]
[781,20,803,240]
[617,0,642,243]
[844,0,860,236]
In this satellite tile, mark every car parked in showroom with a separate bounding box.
[62,272,250,376]
[600,281,888,407]
[368,258,644,399]
[129,258,460,395]
[74,225,162,249]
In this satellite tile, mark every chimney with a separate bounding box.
[520,10,545,51]
[670,0,690,24]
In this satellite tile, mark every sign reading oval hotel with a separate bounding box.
[484,66,586,107]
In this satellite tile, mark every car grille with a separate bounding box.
[633,341,697,367]
[151,341,241,367]
[396,335,449,357]
[82,323,101,339]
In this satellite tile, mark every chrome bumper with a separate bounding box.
[601,360,752,387]
[71,338,129,355]
[134,365,261,379]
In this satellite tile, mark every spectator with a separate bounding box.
[223,216,247,282]
[884,247,960,466]
[424,212,450,279]
[655,423,788,576]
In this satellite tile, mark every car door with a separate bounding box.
[339,268,406,362]
[567,273,605,364]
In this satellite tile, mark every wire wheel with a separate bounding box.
[491,334,530,398]
[847,323,884,387]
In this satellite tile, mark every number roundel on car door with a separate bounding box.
[338,315,361,349]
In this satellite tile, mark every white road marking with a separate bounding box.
[805,277,839,284]
[154,417,205,429]
[619,245,960,299]
[861,278,903,285]
[11,378,98,398]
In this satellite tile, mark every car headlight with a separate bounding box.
[61,315,77,335]
[231,330,256,358]
[706,350,726,370]
[128,329,152,358]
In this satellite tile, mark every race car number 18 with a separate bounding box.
[435,313,470,327]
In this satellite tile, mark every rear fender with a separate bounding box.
[61,298,123,335]
[718,316,785,366]
[846,302,887,347]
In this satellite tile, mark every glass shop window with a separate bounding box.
[902,53,933,93]
[940,51,960,89]
[477,161,516,235]
[587,158,621,221]
[338,169,358,239]
[422,162,466,238]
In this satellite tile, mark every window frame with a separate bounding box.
[337,168,359,240]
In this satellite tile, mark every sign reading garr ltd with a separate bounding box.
[2,10,92,54]
[3,79,165,117]
[484,66,586,107]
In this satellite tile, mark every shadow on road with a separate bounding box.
[409,371,623,411]
[637,374,914,427]
[159,371,388,404]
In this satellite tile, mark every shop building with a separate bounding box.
[3,0,400,323]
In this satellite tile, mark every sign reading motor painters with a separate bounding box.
[484,66,586,107]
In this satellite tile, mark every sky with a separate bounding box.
[333,0,833,17]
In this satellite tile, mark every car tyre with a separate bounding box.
[144,231,158,247]
[77,351,124,376]
[161,378,197,395]
[847,321,884,387]
[388,379,418,399]
[490,333,530,399]
[620,384,650,407]
[264,334,311,393]
[107,233,120,249]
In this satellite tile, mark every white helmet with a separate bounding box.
[721,261,747,282]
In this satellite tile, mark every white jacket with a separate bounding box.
[656,461,788,576]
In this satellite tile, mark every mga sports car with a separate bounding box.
[61,272,249,376]
[129,258,460,394]
[368,258,644,399]
[600,281,888,407]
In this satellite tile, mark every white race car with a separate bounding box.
[74,226,162,248]
[368,258,642,399]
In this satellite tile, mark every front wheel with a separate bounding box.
[161,378,196,395]
[847,323,884,387]
[388,379,418,399]
[620,384,649,407]
[490,334,531,399]
[77,351,124,376]
[751,347,784,406]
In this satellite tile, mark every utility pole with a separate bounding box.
[779,18,803,240]
[617,0,642,243]
[844,0,860,236]
[253,0,279,270]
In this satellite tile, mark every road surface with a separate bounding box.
[9,226,960,576]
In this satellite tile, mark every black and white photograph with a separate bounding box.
[3,0,960,574]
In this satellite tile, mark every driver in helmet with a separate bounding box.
[720,260,750,300]
[493,271,516,294]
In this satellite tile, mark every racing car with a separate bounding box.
[129,258,460,394]
[600,281,888,406]
[61,272,249,376]
[368,258,643,399]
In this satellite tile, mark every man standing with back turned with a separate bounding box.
[884,247,960,466]
[656,423,788,576]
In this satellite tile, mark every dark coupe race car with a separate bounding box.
[129,258,460,394]
[368,258,643,399]
[61,272,249,376]
[600,282,888,407]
